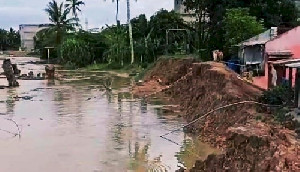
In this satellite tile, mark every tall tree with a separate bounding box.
[104,0,120,23]
[127,0,137,64]
[184,0,210,58]
[223,8,264,54]
[184,0,298,58]
[65,0,85,19]
[44,0,77,45]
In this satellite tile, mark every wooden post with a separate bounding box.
[166,30,169,55]
[295,68,300,107]
[283,66,286,79]
[289,67,293,88]
[47,48,50,64]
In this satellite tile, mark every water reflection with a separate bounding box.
[0,57,219,172]
[176,136,221,170]
[5,88,17,115]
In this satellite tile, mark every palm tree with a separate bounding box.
[44,0,77,45]
[104,0,119,24]
[65,0,85,19]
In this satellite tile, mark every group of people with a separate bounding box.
[212,50,224,62]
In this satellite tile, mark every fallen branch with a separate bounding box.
[0,128,18,137]
[0,118,21,138]
[5,118,21,138]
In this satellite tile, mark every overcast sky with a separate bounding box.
[0,0,174,30]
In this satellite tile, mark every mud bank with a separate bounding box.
[133,58,300,171]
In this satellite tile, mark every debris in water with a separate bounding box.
[45,65,55,79]
[2,59,19,87]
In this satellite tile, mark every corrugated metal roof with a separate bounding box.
[285,62,300,68]
[271,59,300,65]
[267,51,293,56]
[238,28,277,46]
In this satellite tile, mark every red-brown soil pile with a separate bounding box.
[132,80,167,97]
[143,58,195,85]
[133,58,300,171]
[164,62,262,146]
[133,57,195,97]
[190,121,300,172]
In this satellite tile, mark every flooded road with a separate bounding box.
[0,57,219,172]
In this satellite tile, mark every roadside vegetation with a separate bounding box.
[2,0,297,72]
[259,84,297,126]
[0,28,20,51]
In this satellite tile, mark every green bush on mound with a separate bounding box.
[259,84,294,106]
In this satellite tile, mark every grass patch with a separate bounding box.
[84,63,143,74]
[134,62,155,82]
[85,63,109,71]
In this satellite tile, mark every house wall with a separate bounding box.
[252,26,300,89]
[174,0,185,14]
[174,0,197,23]
[19,24,49,51]
[265,26,300,58]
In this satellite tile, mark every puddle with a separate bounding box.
[0,57,219,172]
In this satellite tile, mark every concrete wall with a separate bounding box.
[252,26,300,89]
[19,24,49,51]
[265,26,300,58]
[174,0,197,23]
[174,0,185,14]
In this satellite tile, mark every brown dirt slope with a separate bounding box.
[164,62,262,145]
[134,58,299,171]
[190,121,300,172]
[143,57,196,85]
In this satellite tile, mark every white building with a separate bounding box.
[174,0,196,23]
[19,24,50,51]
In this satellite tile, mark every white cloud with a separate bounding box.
[0,0,173,30]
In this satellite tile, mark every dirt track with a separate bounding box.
[133,58,300,171]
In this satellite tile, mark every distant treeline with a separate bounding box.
[34,0,300,68]
[0,28,20,51]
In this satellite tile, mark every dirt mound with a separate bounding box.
[161,62,261,145]
[143,58,196,85]
[133,58,299,171]
[190,121,300,171]
[132,80,167,97]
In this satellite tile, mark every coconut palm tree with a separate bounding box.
[45,0,78,45]
[65,0,85,19]
[104,0,119,24]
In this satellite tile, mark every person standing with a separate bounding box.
[270,64,277,87]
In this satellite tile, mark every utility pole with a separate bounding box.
[127,0,134,64]
[85,18,88,31]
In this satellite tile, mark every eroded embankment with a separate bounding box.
[133,58,300,171]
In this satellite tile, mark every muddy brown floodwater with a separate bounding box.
[0,57,219,172]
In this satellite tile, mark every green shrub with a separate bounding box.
[259,84,294,106]
[273,108,290,123]
[107,63,123,70]
[61,38,94,68]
